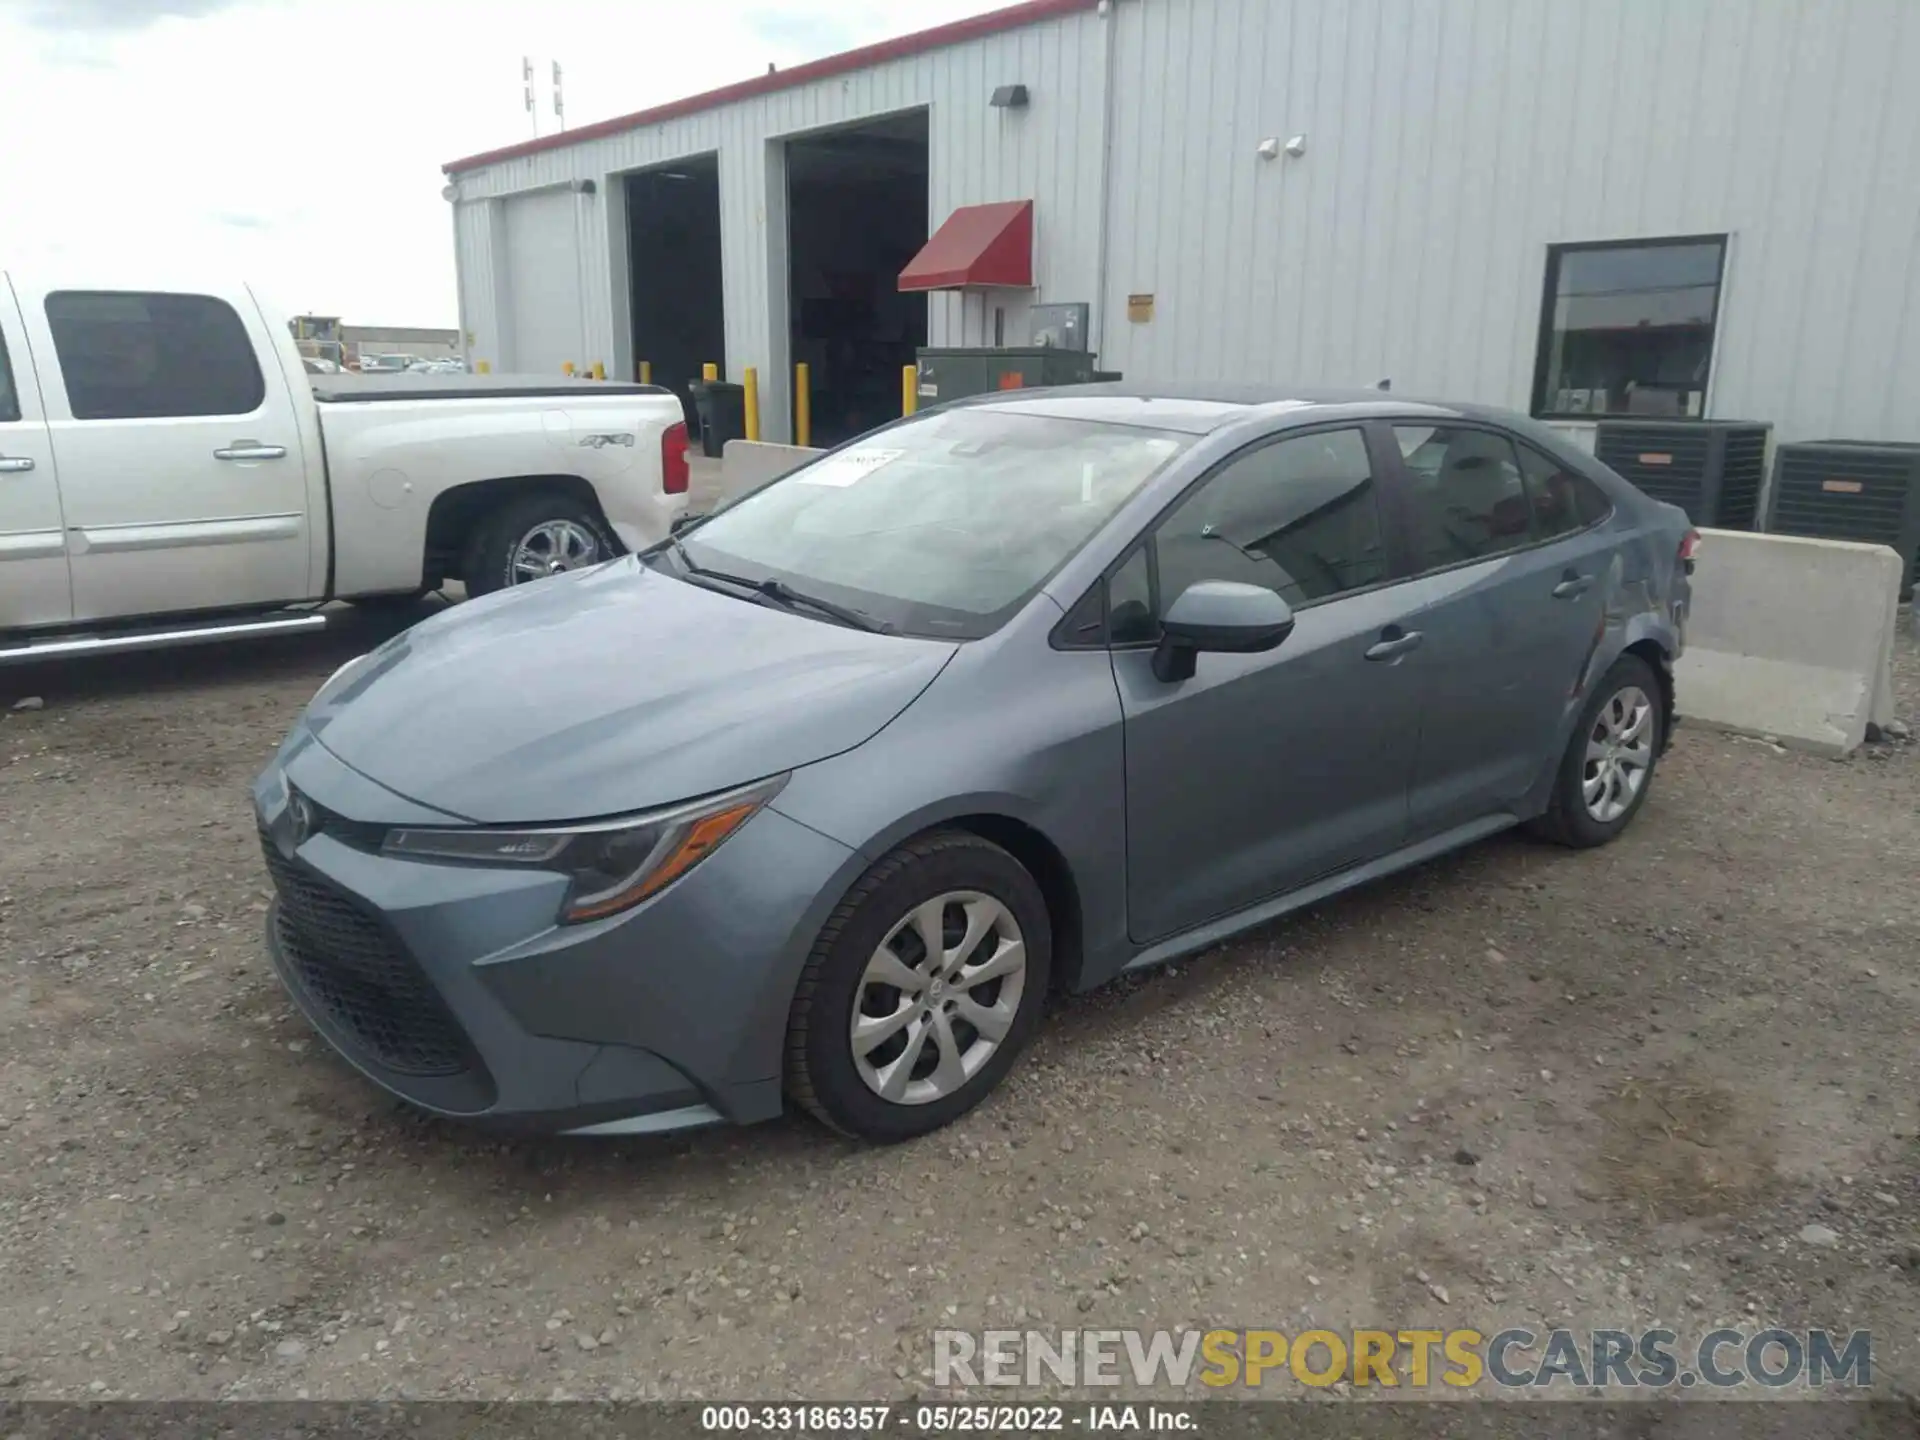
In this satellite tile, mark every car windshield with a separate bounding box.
[668,408,1192,639]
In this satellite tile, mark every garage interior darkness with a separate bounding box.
[785,110,930,447]
[626,155,724,426]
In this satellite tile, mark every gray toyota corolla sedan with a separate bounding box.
[254,386,1693,1143]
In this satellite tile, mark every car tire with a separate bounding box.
[785,831,1052,1143]
[1529,652,1665,849]
[462,492,617,597]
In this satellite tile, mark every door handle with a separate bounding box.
[1551,572,1593,599]
[0,456,34,474]
[1364,626,1424,662]
[213,442,288,461]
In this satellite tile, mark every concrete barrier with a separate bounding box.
[718,440,825,509]
[1675,528,1902,757]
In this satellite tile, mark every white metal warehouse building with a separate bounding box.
[443,0,1920,450]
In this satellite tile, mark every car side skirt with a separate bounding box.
[1115,813,1519,980]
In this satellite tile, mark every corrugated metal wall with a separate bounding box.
[450,0,1920,444]
[1100,0,1920,443]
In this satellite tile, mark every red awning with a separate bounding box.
[898,200,1034,292]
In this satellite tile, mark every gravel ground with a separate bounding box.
[1,609,1916,1403]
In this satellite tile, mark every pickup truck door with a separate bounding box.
[0,277,70,629]
[17,282,312,622]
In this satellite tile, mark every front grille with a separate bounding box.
[261,836,470,1076]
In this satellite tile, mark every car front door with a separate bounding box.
[1111,425,1426,944]
[1385,423,1617,838]
[0,279,70,630]
[21,284,311,622]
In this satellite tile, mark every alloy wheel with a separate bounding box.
[1583,684,1654,823]
[850,891,1028,1106]
[510,519,601,584]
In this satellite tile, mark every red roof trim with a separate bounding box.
[442,0,1094,175]
[899,200,1034,291]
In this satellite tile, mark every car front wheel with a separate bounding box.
[785,831,1051,1142]
[1531,652,1664,848]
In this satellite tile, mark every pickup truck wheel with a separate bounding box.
[463,494,617,597]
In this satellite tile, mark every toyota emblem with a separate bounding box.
[287,791,316,848]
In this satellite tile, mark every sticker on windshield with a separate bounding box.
[796,447,905,487]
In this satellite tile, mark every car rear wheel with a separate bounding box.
[1530,653,1664,848]
[785,831,1051,1143]
[462,492,617,597]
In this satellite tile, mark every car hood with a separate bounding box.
[305,559,957,823]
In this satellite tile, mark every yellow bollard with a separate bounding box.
[563,361,576,377]
[742,366,761,442]
[795,363,811,448]
[902,364,918,417]
[702,362,719,382]
[638,360,652,384]
[591,361,605,381]
[476,360,491,375]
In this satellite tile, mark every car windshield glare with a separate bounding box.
[675,408,1191,638]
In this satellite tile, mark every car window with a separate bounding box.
[45,290,265,421]
[1395,425,1533,571]
[0,327,19,423]
[1518,443,1613,533]
[676,407,1192,640]
[1150,428,1387,616]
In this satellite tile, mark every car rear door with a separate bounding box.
[0,276,70,630]
[1111,424,1425,944]
[1382,422,1618,838]
[19,282,311,622]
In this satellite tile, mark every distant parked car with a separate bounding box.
[301,356,341,374]
[254,385,1693,1144]
[408,357,467,374]
[358,353,414,373]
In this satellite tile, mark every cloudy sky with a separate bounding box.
[0,0,1002,327]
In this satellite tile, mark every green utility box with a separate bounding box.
[915,347,1120,406]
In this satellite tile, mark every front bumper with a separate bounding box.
[252,731,856,1134]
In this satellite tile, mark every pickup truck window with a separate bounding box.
[45,291,265,421]
[0,328,18,422]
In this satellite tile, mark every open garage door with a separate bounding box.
[627,156,724,428]
[785,110,929,447]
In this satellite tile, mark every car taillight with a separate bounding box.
[1678,528,1701,562]
[661,421,690,496]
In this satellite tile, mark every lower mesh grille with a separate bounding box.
[261,836,470,1077]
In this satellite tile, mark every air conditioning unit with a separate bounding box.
[1764,440,1920,598]
[1593,420,1770,529]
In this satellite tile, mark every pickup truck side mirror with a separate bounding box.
[1151,580,1295,683]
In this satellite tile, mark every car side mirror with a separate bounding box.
[1151,580,1295,683]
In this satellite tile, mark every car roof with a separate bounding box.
[950,382,1511,435]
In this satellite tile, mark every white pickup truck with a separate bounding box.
[0,275,691,662]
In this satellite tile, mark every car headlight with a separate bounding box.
[382,774,787,923]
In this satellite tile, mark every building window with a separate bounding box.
[1532,237,1727,421]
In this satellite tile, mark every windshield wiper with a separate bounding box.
[664,539,889,634]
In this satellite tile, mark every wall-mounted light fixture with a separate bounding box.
[990,84,1030,109]
[441,183,459,202]
[569,178,597,195]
